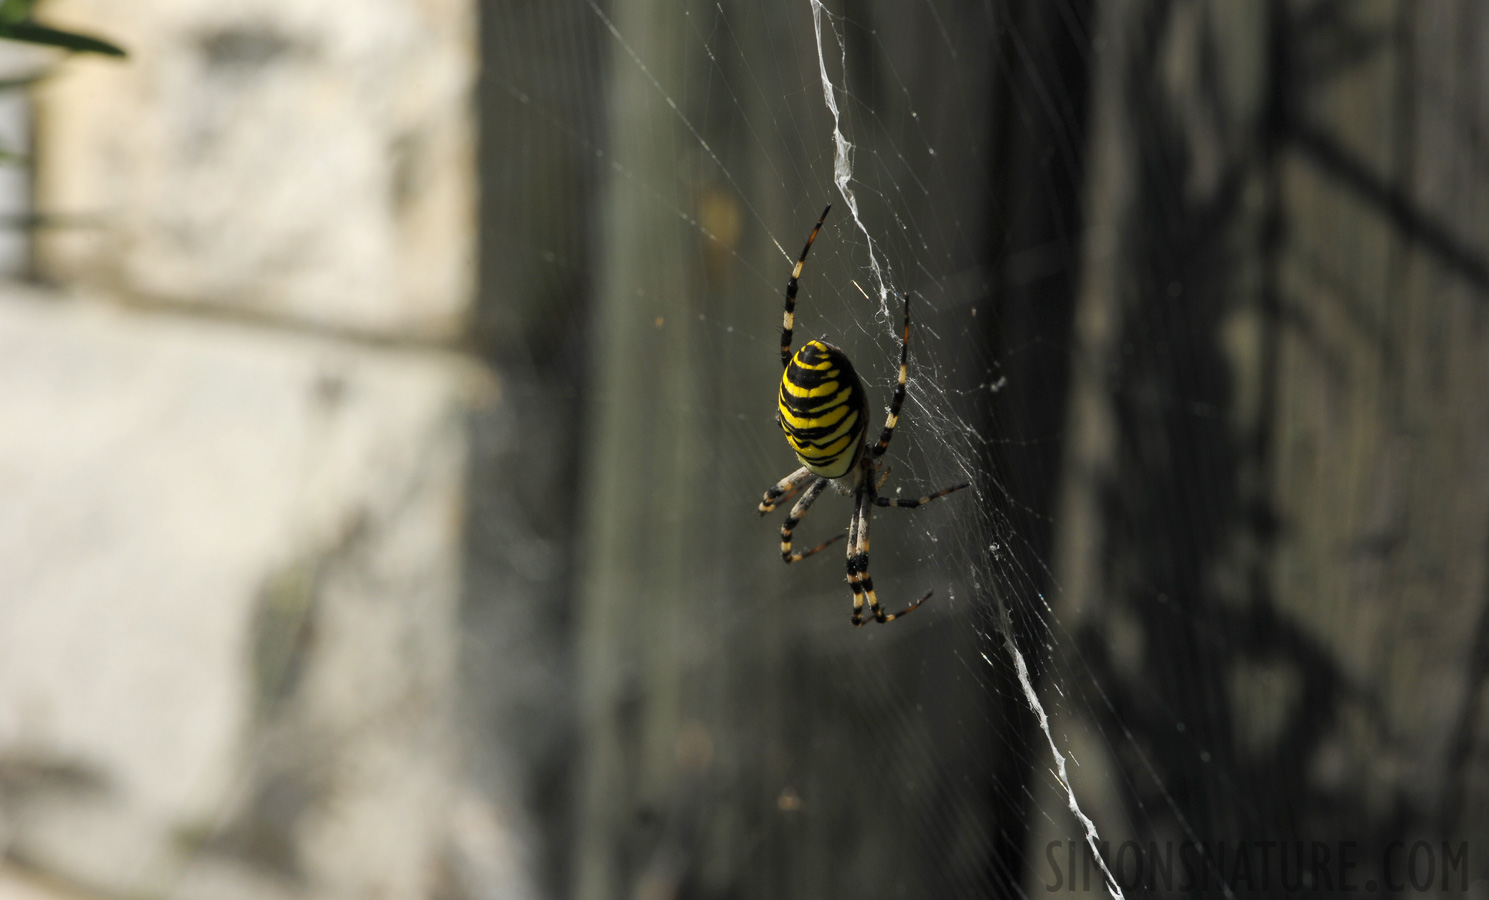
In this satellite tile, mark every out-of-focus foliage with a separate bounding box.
[0,2,123,179]
[0,0,124,57]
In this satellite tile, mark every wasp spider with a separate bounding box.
[758,205,969,626]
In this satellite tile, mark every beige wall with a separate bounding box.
[35,0,475,340]
[0,2,527,897]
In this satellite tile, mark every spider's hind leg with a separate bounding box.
[780,205,831,368]
[870,293,914,459]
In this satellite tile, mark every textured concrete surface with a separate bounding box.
[0,0,542,895]
[33,0,475,339]
[0,288,481,897]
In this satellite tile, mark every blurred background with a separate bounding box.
[1,0,1487,898]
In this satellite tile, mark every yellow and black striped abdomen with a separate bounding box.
[778,340,868,479]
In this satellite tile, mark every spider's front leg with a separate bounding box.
[759,466,814,515]
[846,487,868,625]
[846,479,932,626]
[779,477,843,563]
[874,481,972,509]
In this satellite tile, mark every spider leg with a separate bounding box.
[851,481,932,624]
[780,205,831,368]
[846,487,868,626]
[780,477,842,563]
[870,293,912,458]
[759,466,814,515]
[875,481,971,509]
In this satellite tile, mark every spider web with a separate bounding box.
[807,5,1122,897]
[487,1,1256,897]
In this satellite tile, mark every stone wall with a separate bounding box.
[34,0,474,340]
[0,2,529,897]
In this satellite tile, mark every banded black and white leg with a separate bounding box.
[779,205,831,368]
[759,466,815,515]
[779,477,844,563]
[867,294,972,514]
[869,292,914,458]
[875,482,971,509]
[845,487,868,624]
[847,482,932,626]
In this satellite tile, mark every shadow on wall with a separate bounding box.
[1058,0,1489,890]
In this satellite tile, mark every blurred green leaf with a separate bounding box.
[0,0,37,26]
[0,21,125,57]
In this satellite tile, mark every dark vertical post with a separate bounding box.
[978,0,1097,891]
[468,3,608,896]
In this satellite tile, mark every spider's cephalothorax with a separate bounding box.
[758,205,970,627]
